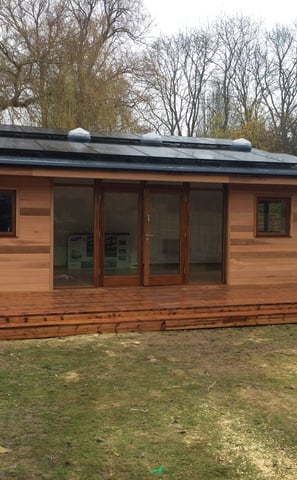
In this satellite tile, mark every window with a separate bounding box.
[0,190,16,236]
[256,197,290,236]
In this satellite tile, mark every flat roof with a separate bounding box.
[1,124,297,177]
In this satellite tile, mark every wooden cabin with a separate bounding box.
[1,125,297,339]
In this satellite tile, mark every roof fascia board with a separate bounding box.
[1,155,297,177]
[2,164,297,186]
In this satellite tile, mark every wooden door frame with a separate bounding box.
[93,180,103,287]
[94,181,143,287]
[93,181,225,288]
[143,184,187,286]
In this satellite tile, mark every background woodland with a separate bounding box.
[1,0,297,153]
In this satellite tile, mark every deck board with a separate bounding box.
[1,284,297,340]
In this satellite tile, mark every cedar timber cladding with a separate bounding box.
[0,176,52,292]
[2,126,297,337]
[228,184,297,285]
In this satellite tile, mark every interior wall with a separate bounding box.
[0,176,52,292]
[228,184,297,285]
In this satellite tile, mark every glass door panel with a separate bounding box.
[144,190,182,285]
[150,193,180,275]
[104,192,139,278]
[54,184,94,287]
[189,189,224,283]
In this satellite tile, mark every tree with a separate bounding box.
[135,29,216,136]
[136,14,297,154]
[230,117,273,151]
[0,0,150,130]
[205,15,264,137]
[255,24,297,153]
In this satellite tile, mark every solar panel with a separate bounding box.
[1,124,297,176]
[0,137,41,152]
[131,144,193,159]
[90,143,144,157]
[36,139,94,154]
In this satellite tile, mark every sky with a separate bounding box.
[144,0,297,35]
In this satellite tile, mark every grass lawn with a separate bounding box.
[0,325,297,479]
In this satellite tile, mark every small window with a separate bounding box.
[256,197,290,236]
[0,190,16,236]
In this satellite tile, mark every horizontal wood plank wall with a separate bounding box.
[1,284,297,340]
[0,176,52,292]
[228,184,297,285]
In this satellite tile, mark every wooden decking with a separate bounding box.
[1,284,297,340]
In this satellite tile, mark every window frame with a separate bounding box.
[255,196,291,237]
[0,190,16,237]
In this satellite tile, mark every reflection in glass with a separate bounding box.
[0,191,15,234]
[104,192,138,276]
[149,193,180,275]
[54,185,94,287]
[189,189,223,282]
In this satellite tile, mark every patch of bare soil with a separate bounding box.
[61,371,80,382]
[218,412,297,480]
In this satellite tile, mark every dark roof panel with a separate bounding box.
[1,124,297,177]
[89,143,145,157]
[160,134,233,147]
[0,124,68,139]
[0,137,41,152]
[175,148,229,161]
[250,148,297,164]
[91,131,142,141]
[131,144,194,159]
[36,139,95,155]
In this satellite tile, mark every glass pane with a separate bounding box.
[0,191,14,234]
[150,193,180,275]
[104,192,138,276]
[189,189,223,282]
[54,185,94,287]
[257,199,288,234]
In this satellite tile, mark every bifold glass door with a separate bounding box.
[54,182,225,288]
[189,189,224,282]
[143,189,183,286]
[103,191,139,285]
[54,184,94,287]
